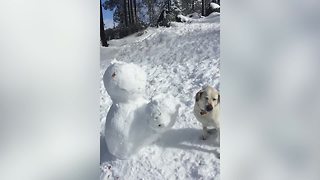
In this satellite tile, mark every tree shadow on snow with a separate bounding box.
[156,128,220,158]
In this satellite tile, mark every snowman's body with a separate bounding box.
[103,61,180,159]
[105,97,149,159]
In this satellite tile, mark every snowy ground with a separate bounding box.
[100,13,220,180]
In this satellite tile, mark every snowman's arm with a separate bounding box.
[167,104,181,128]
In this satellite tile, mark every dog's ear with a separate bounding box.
[217,94,220,104]
[196,91,203,102]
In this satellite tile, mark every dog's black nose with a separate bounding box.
[206,104,213,111]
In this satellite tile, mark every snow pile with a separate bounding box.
[187,12,202,19]
[147,94,181,133]
[210,3,220,9]
[101,14,220,179]
[103,61,180,159]
[177,14,192,23]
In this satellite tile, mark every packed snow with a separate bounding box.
[101,13,220,179]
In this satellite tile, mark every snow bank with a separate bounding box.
[188,12,202,19]
[177,14,192,23]
[210,3,220,9]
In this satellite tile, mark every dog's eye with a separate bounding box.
[205,97,209,100]
[213,98,217,101]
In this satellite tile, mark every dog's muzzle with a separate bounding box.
[206,104,213,112]
[200,110,207,115]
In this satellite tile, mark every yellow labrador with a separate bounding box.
[193,85,220,140]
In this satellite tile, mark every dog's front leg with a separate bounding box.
[216,128,220,145]
[202,126,209,140]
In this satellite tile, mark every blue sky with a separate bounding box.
[101,0,115,29]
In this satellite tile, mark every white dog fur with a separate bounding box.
[193,85,220,141]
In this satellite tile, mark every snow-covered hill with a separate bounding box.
[100,13,220,180]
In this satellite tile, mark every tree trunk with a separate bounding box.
[202,0,206,16]
[133,0,137,24]
[100,0,108,47]
[148,1,152,25]
[128,0,132,24]
[191,0,194,11]
[129,0,134,24]
[123,0,128,27]
[151,3,154,24]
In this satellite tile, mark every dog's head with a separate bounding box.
[195,86,220,112]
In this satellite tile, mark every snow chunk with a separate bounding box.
[146,94,181,133]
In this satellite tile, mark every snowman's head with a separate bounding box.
[103,61,146,102]
[146,95,180,133]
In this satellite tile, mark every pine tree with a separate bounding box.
[100,0,108,47]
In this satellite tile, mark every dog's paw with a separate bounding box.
[216,152,220,159]
[201,135,208,140]
[213,149,220,159]
[207,129,215,135]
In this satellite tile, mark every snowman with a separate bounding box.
[103,60,180,159]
